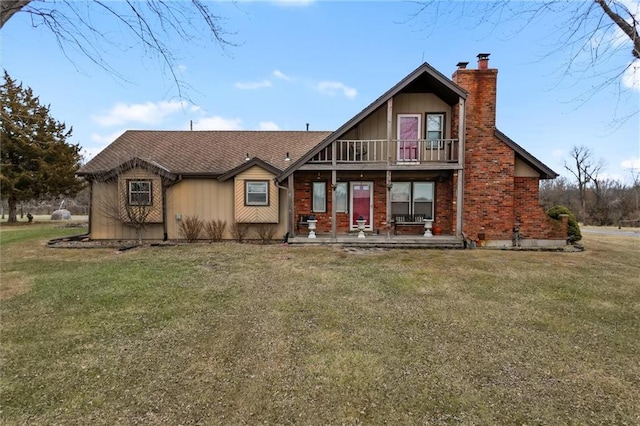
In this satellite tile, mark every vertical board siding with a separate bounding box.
[90,178,164,240]
[165,179,234,239]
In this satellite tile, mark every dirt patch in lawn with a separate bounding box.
[0,271,32,300]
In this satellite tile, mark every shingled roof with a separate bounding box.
[78,130,332,178]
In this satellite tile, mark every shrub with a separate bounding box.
[255,224,277,244]
[229,221,249,243]
[547,205,581,242]
[204,219,227,242]
[180,216,204,242]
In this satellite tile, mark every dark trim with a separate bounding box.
[278,62,468,182]
[425,111,447,139]
[244,180,270,207]
[219,158,281,182]
[494,129,558,179]
[127,179,153,206]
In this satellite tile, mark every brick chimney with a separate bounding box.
[452,54,514,241]
[452,52,498,129]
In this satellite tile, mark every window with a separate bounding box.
[426,113,444,149]
[128,180,152,205]
[312,182,326,212]
[245,181,269,206]
[335,182,348,212]
[391,182,411,215]
[413,182,434,219]
[391,182,434,219]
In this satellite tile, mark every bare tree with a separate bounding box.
[564,145,604,223]
[411,1,639,106]
[1,0,234,100]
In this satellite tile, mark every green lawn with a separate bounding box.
[1,224,639,424]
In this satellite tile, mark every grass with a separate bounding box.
[1,224,639,424]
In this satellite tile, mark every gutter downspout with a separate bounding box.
[275,178,291,239]
[163,174,183,240]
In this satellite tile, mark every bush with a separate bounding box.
[547,205,581,242]
[255,224,277,244]
[204,219,227,242]
[180,216,204,242]
[229,222,249,243]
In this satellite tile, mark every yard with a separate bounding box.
[1,223,638,424]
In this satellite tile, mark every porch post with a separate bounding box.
[386,98,393,226]
[288,174,295,236]
[331,140,337,238]
[456,97,465,237]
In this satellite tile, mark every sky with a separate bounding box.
[1,0,639,184]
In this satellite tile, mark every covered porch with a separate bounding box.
[287,168,461,241]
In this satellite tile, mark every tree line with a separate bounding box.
[541,146,640,226]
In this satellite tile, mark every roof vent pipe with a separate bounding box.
[306,123,309,131]
[477,53,490,70]
[456,62,469,69]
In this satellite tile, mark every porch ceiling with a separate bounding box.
[402,72,461,105]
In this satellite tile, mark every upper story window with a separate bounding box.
[246,181,269,206]
[128,180,152,205]
[426,113,444,148]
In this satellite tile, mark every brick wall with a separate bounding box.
[514,177,566,239]
[452,60,565,242]
[293,172,455,236]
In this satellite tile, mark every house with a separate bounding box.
[78,54,568,247]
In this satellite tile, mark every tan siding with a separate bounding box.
[392,93,452,139]
[165,179,234,239]
[117,168,163,223]
[515,157,541,177]
[234,166,279,223]
[90,180,164,240]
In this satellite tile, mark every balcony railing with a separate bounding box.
[309,139,459,164]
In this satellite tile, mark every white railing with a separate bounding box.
[308,139,459,163]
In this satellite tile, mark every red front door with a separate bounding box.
[351,182,372,229]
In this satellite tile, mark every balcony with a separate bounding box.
[309,139,459,165]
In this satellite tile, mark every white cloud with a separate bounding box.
[317,81,357,99]
[234,79,272,90]
[551,149,565,159]
[259,121,280,130]
[92,101,187,126]
[622,59,640,91]
[191,116,243,130]
[273,70,291,81]
[621,157,640,170]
